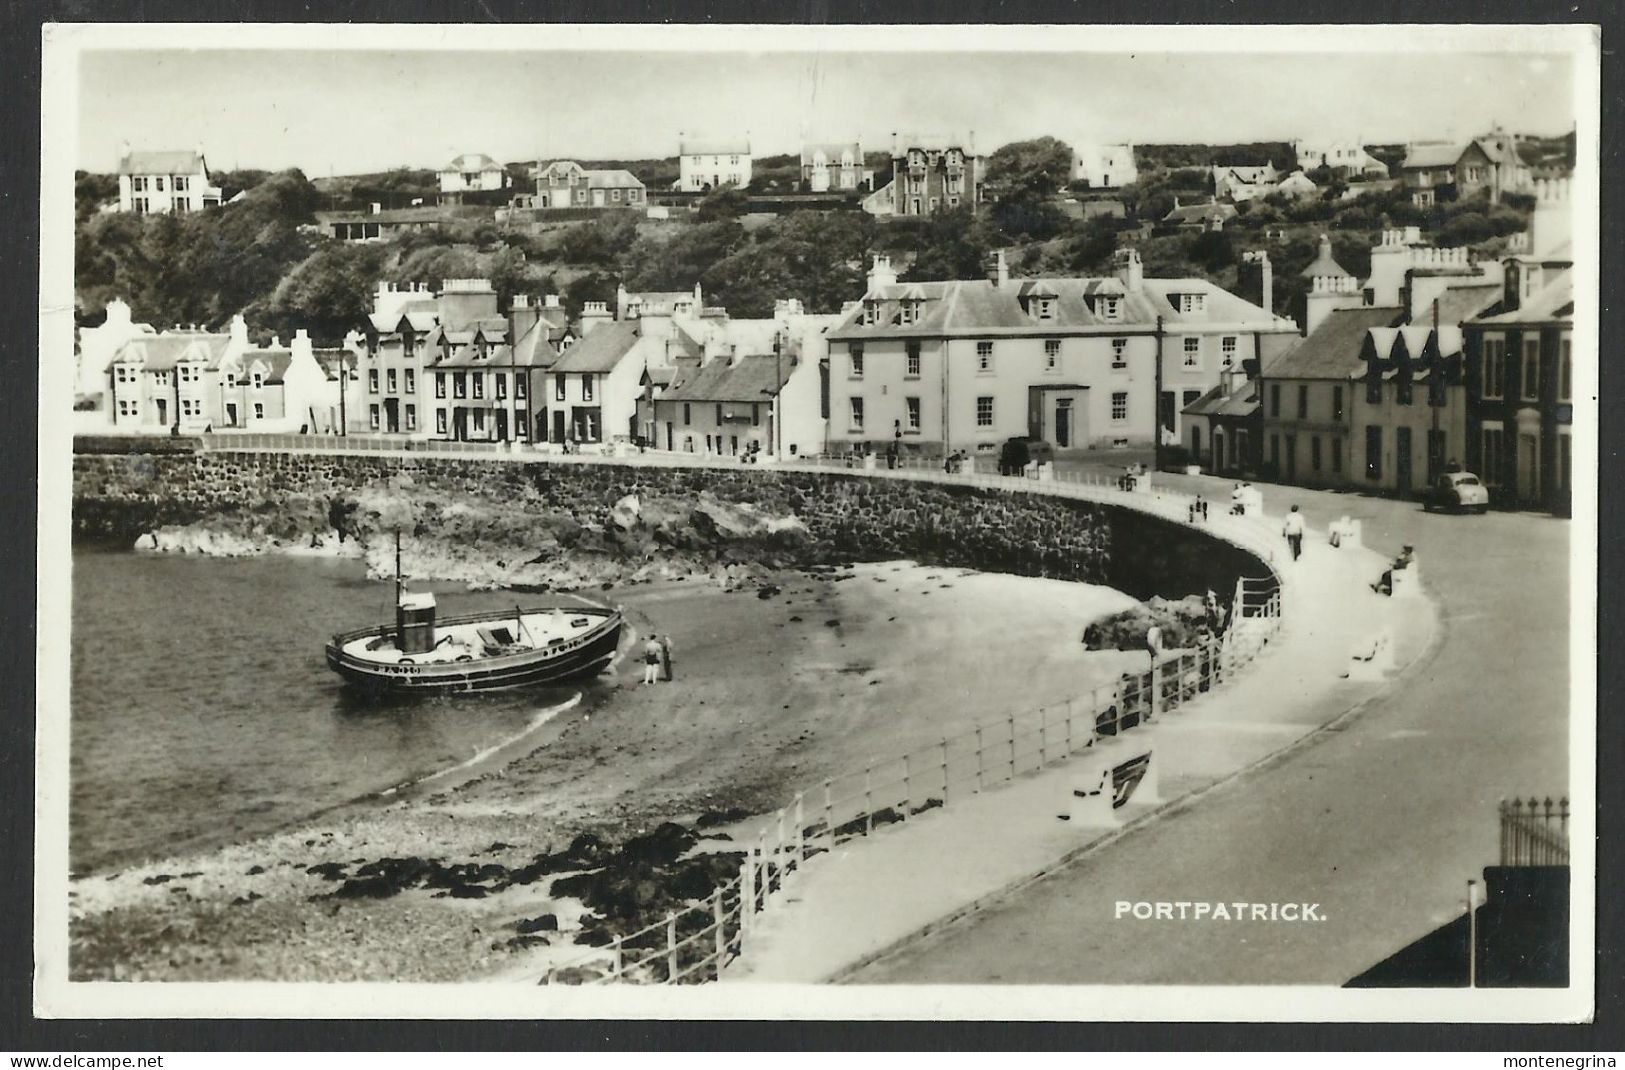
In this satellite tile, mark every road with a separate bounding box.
[850,473,1572,984]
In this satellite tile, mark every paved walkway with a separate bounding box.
[726,517,1427,983]
[847,478,1569,985]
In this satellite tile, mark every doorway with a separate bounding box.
[225,402,238,427]
[496,409,508,441]
[1396,426,1412,494]
[155,398,168,426]
[1517,433,1541,502]
[1285,435,1298,481]
[1054,399,1073,448]
[551,410,566,444]
[385,398,400,434]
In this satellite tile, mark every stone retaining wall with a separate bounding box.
[72,452,1267,600]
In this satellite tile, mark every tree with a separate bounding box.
[1438,211,1492,248]
[695,186,748,222]
[261,242,388,345]
[984,137,1073,201]
[622,221,746,293]
[899,206,996,282]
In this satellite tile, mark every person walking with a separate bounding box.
[1283,504,1305,561]
[659,634,674,681]
[642,636,663,685]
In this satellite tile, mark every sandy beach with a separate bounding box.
[68,560,1141,982]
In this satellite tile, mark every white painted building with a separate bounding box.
[1071,143,1138,189]
[1292,138,1389,178]
[438,154,507,194]
[77,298,154,399]
[116,144,222,214]
[678,134,752,191]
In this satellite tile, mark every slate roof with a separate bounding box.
[1263,306,1405,380]
[801,143,862,166]
[1301,240,1352,278]
[681,140,750,156]
[661,354,792,403]
[112,332,231,372]
[1473,270,1573,325]
[119,150,205,176]
[444,153,502,173]
[1431,282,1503,325]
[242,349,296,385]
[550,321,641,373]
[538,162,644,188]
[828,273,1288,342]
[1163,201,1237,226]
[1183,376,1261,419]
[1401,143,1464,170]
[313,349,358,380]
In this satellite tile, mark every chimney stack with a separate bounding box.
[1243,250,1273,315]
[867,255,898,292]
[1114,247,1144,291]
[995,249,1009,288]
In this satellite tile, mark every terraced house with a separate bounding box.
[823,249,1298,457]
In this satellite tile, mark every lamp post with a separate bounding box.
[1153,314,1165,473]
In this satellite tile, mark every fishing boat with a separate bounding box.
[324,534,625,694]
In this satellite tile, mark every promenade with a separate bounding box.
[849,476,1569,985]
[725,513,1422,983]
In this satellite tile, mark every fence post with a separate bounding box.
[1008,712,1017,779]
[666,912,678,983]
[823,778,834,846]
[1039,715,1048,768]
[1065,698,1074,755]
[612,934,624,982]
[940,737,950,806]
[794,792,805,867]
[711,887,726,978]
[776,808,787,876]
[864,766,873,835]
[1090,687,1101,743]
[974,726,985,792]
[902,753,912,820]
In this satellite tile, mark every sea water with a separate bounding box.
[68,548,589,875]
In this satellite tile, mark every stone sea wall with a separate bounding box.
[72,452,1265,600]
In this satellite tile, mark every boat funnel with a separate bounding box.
[396,591,438,654]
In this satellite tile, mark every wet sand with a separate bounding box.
[67,561,1141,982]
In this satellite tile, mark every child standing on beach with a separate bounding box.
[642,637,663,684]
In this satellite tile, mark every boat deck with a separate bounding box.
[342,610,604,666]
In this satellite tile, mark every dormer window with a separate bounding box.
[1097,296,1122,321]
[1176,293,1206,315]
[1032,297,1055,320]
[899,296,924,325]
[863,299,881,326]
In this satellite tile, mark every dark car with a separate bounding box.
[1423,471,1491,514]
[999,436,1055,475]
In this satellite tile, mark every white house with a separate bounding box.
[116,144,222,214]
[678,134,752,191]
[800,142,865,192]
[1071,143,1138,189]
[438,154,507,195]
[77,298,155,399]
[216,330,348,433]
[107,317,248,432]
[1292,138,1389,178]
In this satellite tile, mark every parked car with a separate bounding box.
[1423,471,1490,514]
[998,436,1055,475]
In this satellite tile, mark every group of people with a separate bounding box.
[942,450,969,474]
[1187,496,1210,523]
[641,634,676,684]
[1229,482,1262,516]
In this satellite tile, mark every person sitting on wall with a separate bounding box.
[1371,545,1416,596]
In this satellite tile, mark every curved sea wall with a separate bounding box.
[71,451,1270,602]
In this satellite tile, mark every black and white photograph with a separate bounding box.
[34,21,1598,1022]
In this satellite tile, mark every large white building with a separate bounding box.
[822,250,1300,456]
[1292,138,1389,178]
[1071,143,1138,189]
[678,134,752,191]
[116,144,222,214]
[438,154,507,195]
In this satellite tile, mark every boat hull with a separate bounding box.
[325,608,625,694]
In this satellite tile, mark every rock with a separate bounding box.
[142,874,174,886]
[610,493,641,530]
[516,914,559,934]
[756,584,781,600]
[307,862,348,881]
[620,823,698,867]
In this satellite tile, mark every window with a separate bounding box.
[905,342,921,378]
[976,396,994,427]
[155,177,165,192]
[581,375,594,402]
[1270,384,1281,417]
[900,299,921,325]
[224,371,235,388]
[496,374,507,400]
[612,189,622,202]
[1481,425,1505,486]
[1521,337,1541,401]
[387,369,398,394]
[1045,339,1060,370]
[1332,385,1344,421]
[1559,337,1572,402]
[1270,434,1280,467]
[850,345,864,379]
[253,402,264,420]
[369,404,380,430]
[1482,335,1505,400]
[473,375,485,400]
[515,375,527,399]
[1177,293,1206,314]
[132,176,147,192]
[436,409,448,434]
[251,372,264,390]
[683,403,692,426]
[863,301,880,326]
[173,176,188,192]
[1182,389,1202,410]
[849,396,865,431]
[1183,337,1200,369]
[1311,436,1322,471]
[555,376,565,402]
[1221,336,1238,365]
[1111,392,1128,422]
[1111,338,1128,370]
[1331,438,1343,474]
[977,341,994,373]
[906,396,921,431]
[1033,297,1055,320]
[131,196,149,214]
[435,373,446,399]
[369,369,380,394]
[405,404,417,431]
[1099,296,1122,321]
[1297,385,1309,420]
[715,403,724,425]
[404,369,415,395]
[1365,424,1382,481]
